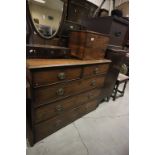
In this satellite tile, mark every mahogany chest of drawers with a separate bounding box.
[26,59,111,145]
[69,30,110,60]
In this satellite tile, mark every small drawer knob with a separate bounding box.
[91,80,96,87]
[90,37,95,41]
[55,105,63,112]
[58,72,65,80]
[93,67,99,74]
[56,88,64,96]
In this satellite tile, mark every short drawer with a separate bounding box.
[34,104,86,141]
[34,75,106,106]
[83,63,110,77]
[32,67,82,87]
[34,88,102,123]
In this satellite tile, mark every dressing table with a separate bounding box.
[26,0,111,146]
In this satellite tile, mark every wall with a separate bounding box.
[87,0,110,10]
[87,0,129,16]
[115,0,129,7]
[116,1,129,17]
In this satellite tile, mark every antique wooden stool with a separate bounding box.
[112,73,129,101]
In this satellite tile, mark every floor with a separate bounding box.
[27,84,129,155]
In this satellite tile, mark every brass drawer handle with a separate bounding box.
[58,72,65,80]
[93,67,99,74]
[91,80,96,87]
[55,105,63,112]
[56,88,64,96]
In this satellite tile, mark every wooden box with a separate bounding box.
[68,30,110,60]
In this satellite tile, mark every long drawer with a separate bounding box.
[34,88,102,123]
[34,75,106,106]
[34,99,98,142]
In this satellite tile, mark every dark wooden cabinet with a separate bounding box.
[81,16,129,47]
[67,0,97,24]
[27,59,111,145]
[102,47,127,100]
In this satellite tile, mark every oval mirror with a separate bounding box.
[28,0,64,39]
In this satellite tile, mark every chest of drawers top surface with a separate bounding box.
[26,59,111,69]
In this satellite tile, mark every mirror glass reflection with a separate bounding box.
[28,0,64,38]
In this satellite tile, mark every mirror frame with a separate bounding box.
[26,0,68,40]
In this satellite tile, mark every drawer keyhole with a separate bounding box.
[93,67,99,74]
[57,88,64,96]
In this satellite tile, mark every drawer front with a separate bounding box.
[34,99,98,142]
[34,88,102,123]
[35,104,86,141]
[83,63,110,77]
[110,21,128,46]
[32,67,82,87]
[34,75,106,106]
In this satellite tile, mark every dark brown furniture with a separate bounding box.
[102,47,127,101]
[66,0,97,24]
[112,73,129,101]
[69,30,110,60]
[27,58,111,145]
[81,16,129,47]
[26,44,71,59]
